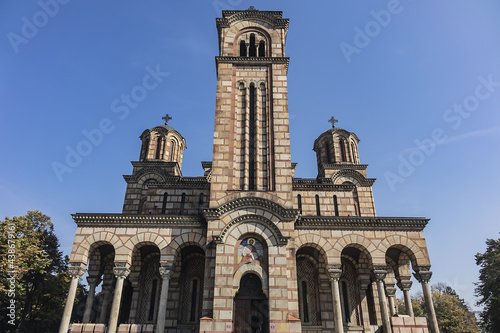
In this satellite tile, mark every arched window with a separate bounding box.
[333,195,339,216]
[198,193,204,214]
[315,195,321,216]
[249,34,256,57]
[140,137,149,161]
[341,280,351,323]
[301,280,309,322]
[248,84,256,190]
[155,137,163,159]
[351,143,357,163]
[340,139,347,162]
[161,192,168,214]
[148,279,158,321]
[258,40,265,57]
[169,140,175,162]
[325,141,332,164]
[180,193,186,215]
[297,194,302,214]
[240,40,247,57]
[189,278,199,322]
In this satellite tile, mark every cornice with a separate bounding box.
[295,216,429,231]
[323,164,368,170]
[292,178,354,191]
[201,161,212,169]
[203,197,299,221]
[72,213,206,227]
[217,10,289,33]
[216,56,290,73]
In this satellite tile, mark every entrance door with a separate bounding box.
[233,273,269,333]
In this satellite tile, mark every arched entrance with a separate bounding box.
[234,273,269,333]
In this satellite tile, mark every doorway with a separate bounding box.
[233,273,269,333]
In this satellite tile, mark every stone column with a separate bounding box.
[83,276,100,323]
[372,267,392,333]
[59,263,86,333]
[156,264,173,333]
[414,267,440,333]
[359,278,372,328]
[328,265,344,333]
[385,286,397,317]
[397,280,414,317]
[98,285,112,323]
[107,263,131,333]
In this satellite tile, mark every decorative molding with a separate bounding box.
[292,178,355,190]
[413,266,432,283]
[385,287,397,297]
[323,163,368,170]
[332,169,376,187]
[295,216,429,231]
[217,10,289,32]
[372,267,388,282]
[215,214,289,246]
[203,197,299,221]
[397,280,413,291]
[72,213,206,227]
[68,264,86,279]
[159,264,174,280]
[215,56,290,72]
[328,265,342,281]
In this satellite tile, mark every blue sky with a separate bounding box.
[1,1,499,310]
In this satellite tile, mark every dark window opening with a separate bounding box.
[333,195,339,216]
[169,140,175,162]
[297,194,302,214]
[240,40,247,57]
[340,139,347,162]
[341,281,351,323]
[249,84,256,190]
[326,142,332,164]
[249,34,257,57]
[155,137,163,159]
[302,281,309,323]
[190,279,198,322]
[148,279,158,321]
[258,40,265,57]
[315,195,321,216]
[198,193,204,214]
[140,138,149,161]
[161,193,168,214]
[180,193,186,215]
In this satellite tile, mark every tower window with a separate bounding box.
[297,194,302,214]
[340,139,347,162]
[198,193,204,214]
[180,193,186,215]
[351,143,357,163]
[169,140,175,162]
[240,40,247,57]
[161,192,168,214]
[315,195,321,216]
[140,137,149,161]
[249,84,256,190]
[326,141,332,164]
[258,40,265,57]
[333,195,339,216]
[249,34,256,57]
[155,137,163,159]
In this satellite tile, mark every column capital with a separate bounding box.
[385,286,397,297]
[328,264,342,281]
[360,278,371,290]
[68,263,86,279]
[372,266,387,282]
[113,262,131,279]
[413,266,432,283]
[86,276,100,285]
[397,280,413,291]
[159,264,174,279]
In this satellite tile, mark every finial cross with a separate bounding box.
[328,116,338,128]
[162,114,172,125]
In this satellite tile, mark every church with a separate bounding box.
[60,8,440,333]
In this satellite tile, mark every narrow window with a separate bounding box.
[258,40,265,57]
[148,279,158,321]
[261,83,268,190]
[240,40,247,57]
[297,194,302,214]
[169,140,175,162]
[180,193,186,215]
[155,137,163,159]
[190,279,198,322]
[161,193,168,214]
[333,195,339,216]
[249,84,256,190]
[351,143,356,163]
[140,138,149,161]
[340,139,347,162]
[249,34,256,57]
[315,195,321,216]
[325,141,332,164]
[341,281,351,323]
[198,193,204,214]
[302,281,309,323]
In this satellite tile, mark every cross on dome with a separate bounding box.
[162,114,172,125]
[328,116,338,128]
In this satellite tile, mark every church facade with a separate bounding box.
[60,8,440,333]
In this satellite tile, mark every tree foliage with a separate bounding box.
[0,211,76,333]
[475,236,500,332]
[397,283,479,333]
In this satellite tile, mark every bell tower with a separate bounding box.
[210,8,293,205]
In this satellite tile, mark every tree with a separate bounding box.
[475,236,500,332]
[397,283,479,333]
[0,211,79,333]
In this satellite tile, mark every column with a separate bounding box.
[83,276,100,323]
[385,285,397,317]
[107,263,131,333]
[328,265,344,333]
[372,267,392,333]
[59,263,86,333]
[397,280,414,317]
[156,264,174,333]
[98,285,112,323]
[414,267,440,333]
[359,278,372,328]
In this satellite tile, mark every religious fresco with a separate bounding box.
[238,237,264,264]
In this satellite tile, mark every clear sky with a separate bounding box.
[1,0,499,311]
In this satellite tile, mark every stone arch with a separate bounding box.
[70,231,123,264]
[295,234,333,264]
[121,232,167,263]
[332,170,365,186]
[219,214,286,247]
[331,234,378,267]
[160,231,206,263]
[214,192,288,211]
[378,235,430,268]
[232,263,269,297]
[231,26,273,55]
[137,171,165,185]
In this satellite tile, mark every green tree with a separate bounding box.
[475,236,500,333]
[0,211,77,333]
[397,284,479,333]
